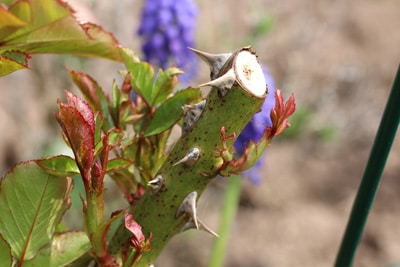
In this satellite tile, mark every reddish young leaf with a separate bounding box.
[121,73,132,94]
[270,90,296,137]
[90,160,104,191]
[68,70,104,110]
[125,213,145,249]
[217,90,296,176]
[56,92,95,178]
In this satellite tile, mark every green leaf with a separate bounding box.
[0,53,30,76]
[106,158,133,173]
[94,113,104,151]
[0,235,12,267]
[111,80,121,126]
[0,2,29,40]
[121,48,154,104]
[125,61,155,105]
[36,155,79,176]
[0,161,73,261]
[2,50,30,64]
[106,128,124,146]
[0,0,117,57]
[1,0,70,42]
[0,0,124,76]
[23,231,90,267]
[144,88,202,136]
[2,17,123,60]
[152,67,183,106]
[120,46,140,65]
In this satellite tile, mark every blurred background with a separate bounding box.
[0,0,399,266]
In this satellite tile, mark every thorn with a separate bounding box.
[200,171,216,178]
[198,69,236,97]
[147,174,165,195]
[176,191,199,229]
[182,100,206,134]
[173,147,200,166]
[198,218,219,237]
[188,47,232,80]
[180,217,219,238]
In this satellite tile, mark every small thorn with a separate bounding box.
[180,218,219,238]
[198,69,236,97]
[147,174,165,195]
[188,47,232,80]
[200,171,216,178]
[173,147,200,166]
[198,218,219,237]
[176,191,199,229]
[182,100,206,134]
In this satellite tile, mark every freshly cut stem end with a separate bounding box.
[234,48,266,98]
[195,46,267,98]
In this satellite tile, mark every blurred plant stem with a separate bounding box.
[208,175,241,267]
[335,65,400,267]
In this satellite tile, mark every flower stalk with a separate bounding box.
[334,65,400,267]
[208,175,242,267]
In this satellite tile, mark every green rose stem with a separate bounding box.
[109,48,267,266]
[334,65,400,267]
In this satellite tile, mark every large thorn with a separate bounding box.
[173,147,200,167]
[198,69,236,97]
[176,191,199,229]
[189,47,232,80]
[182,100,206,134]
[180,217,219,238]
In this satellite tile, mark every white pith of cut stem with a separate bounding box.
[235,50,266,97]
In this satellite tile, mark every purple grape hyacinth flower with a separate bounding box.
[234,66,276,185]
[137,0,198,82]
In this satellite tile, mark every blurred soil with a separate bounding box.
[1,0,399,266]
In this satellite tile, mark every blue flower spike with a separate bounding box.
[137,0,199,82]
